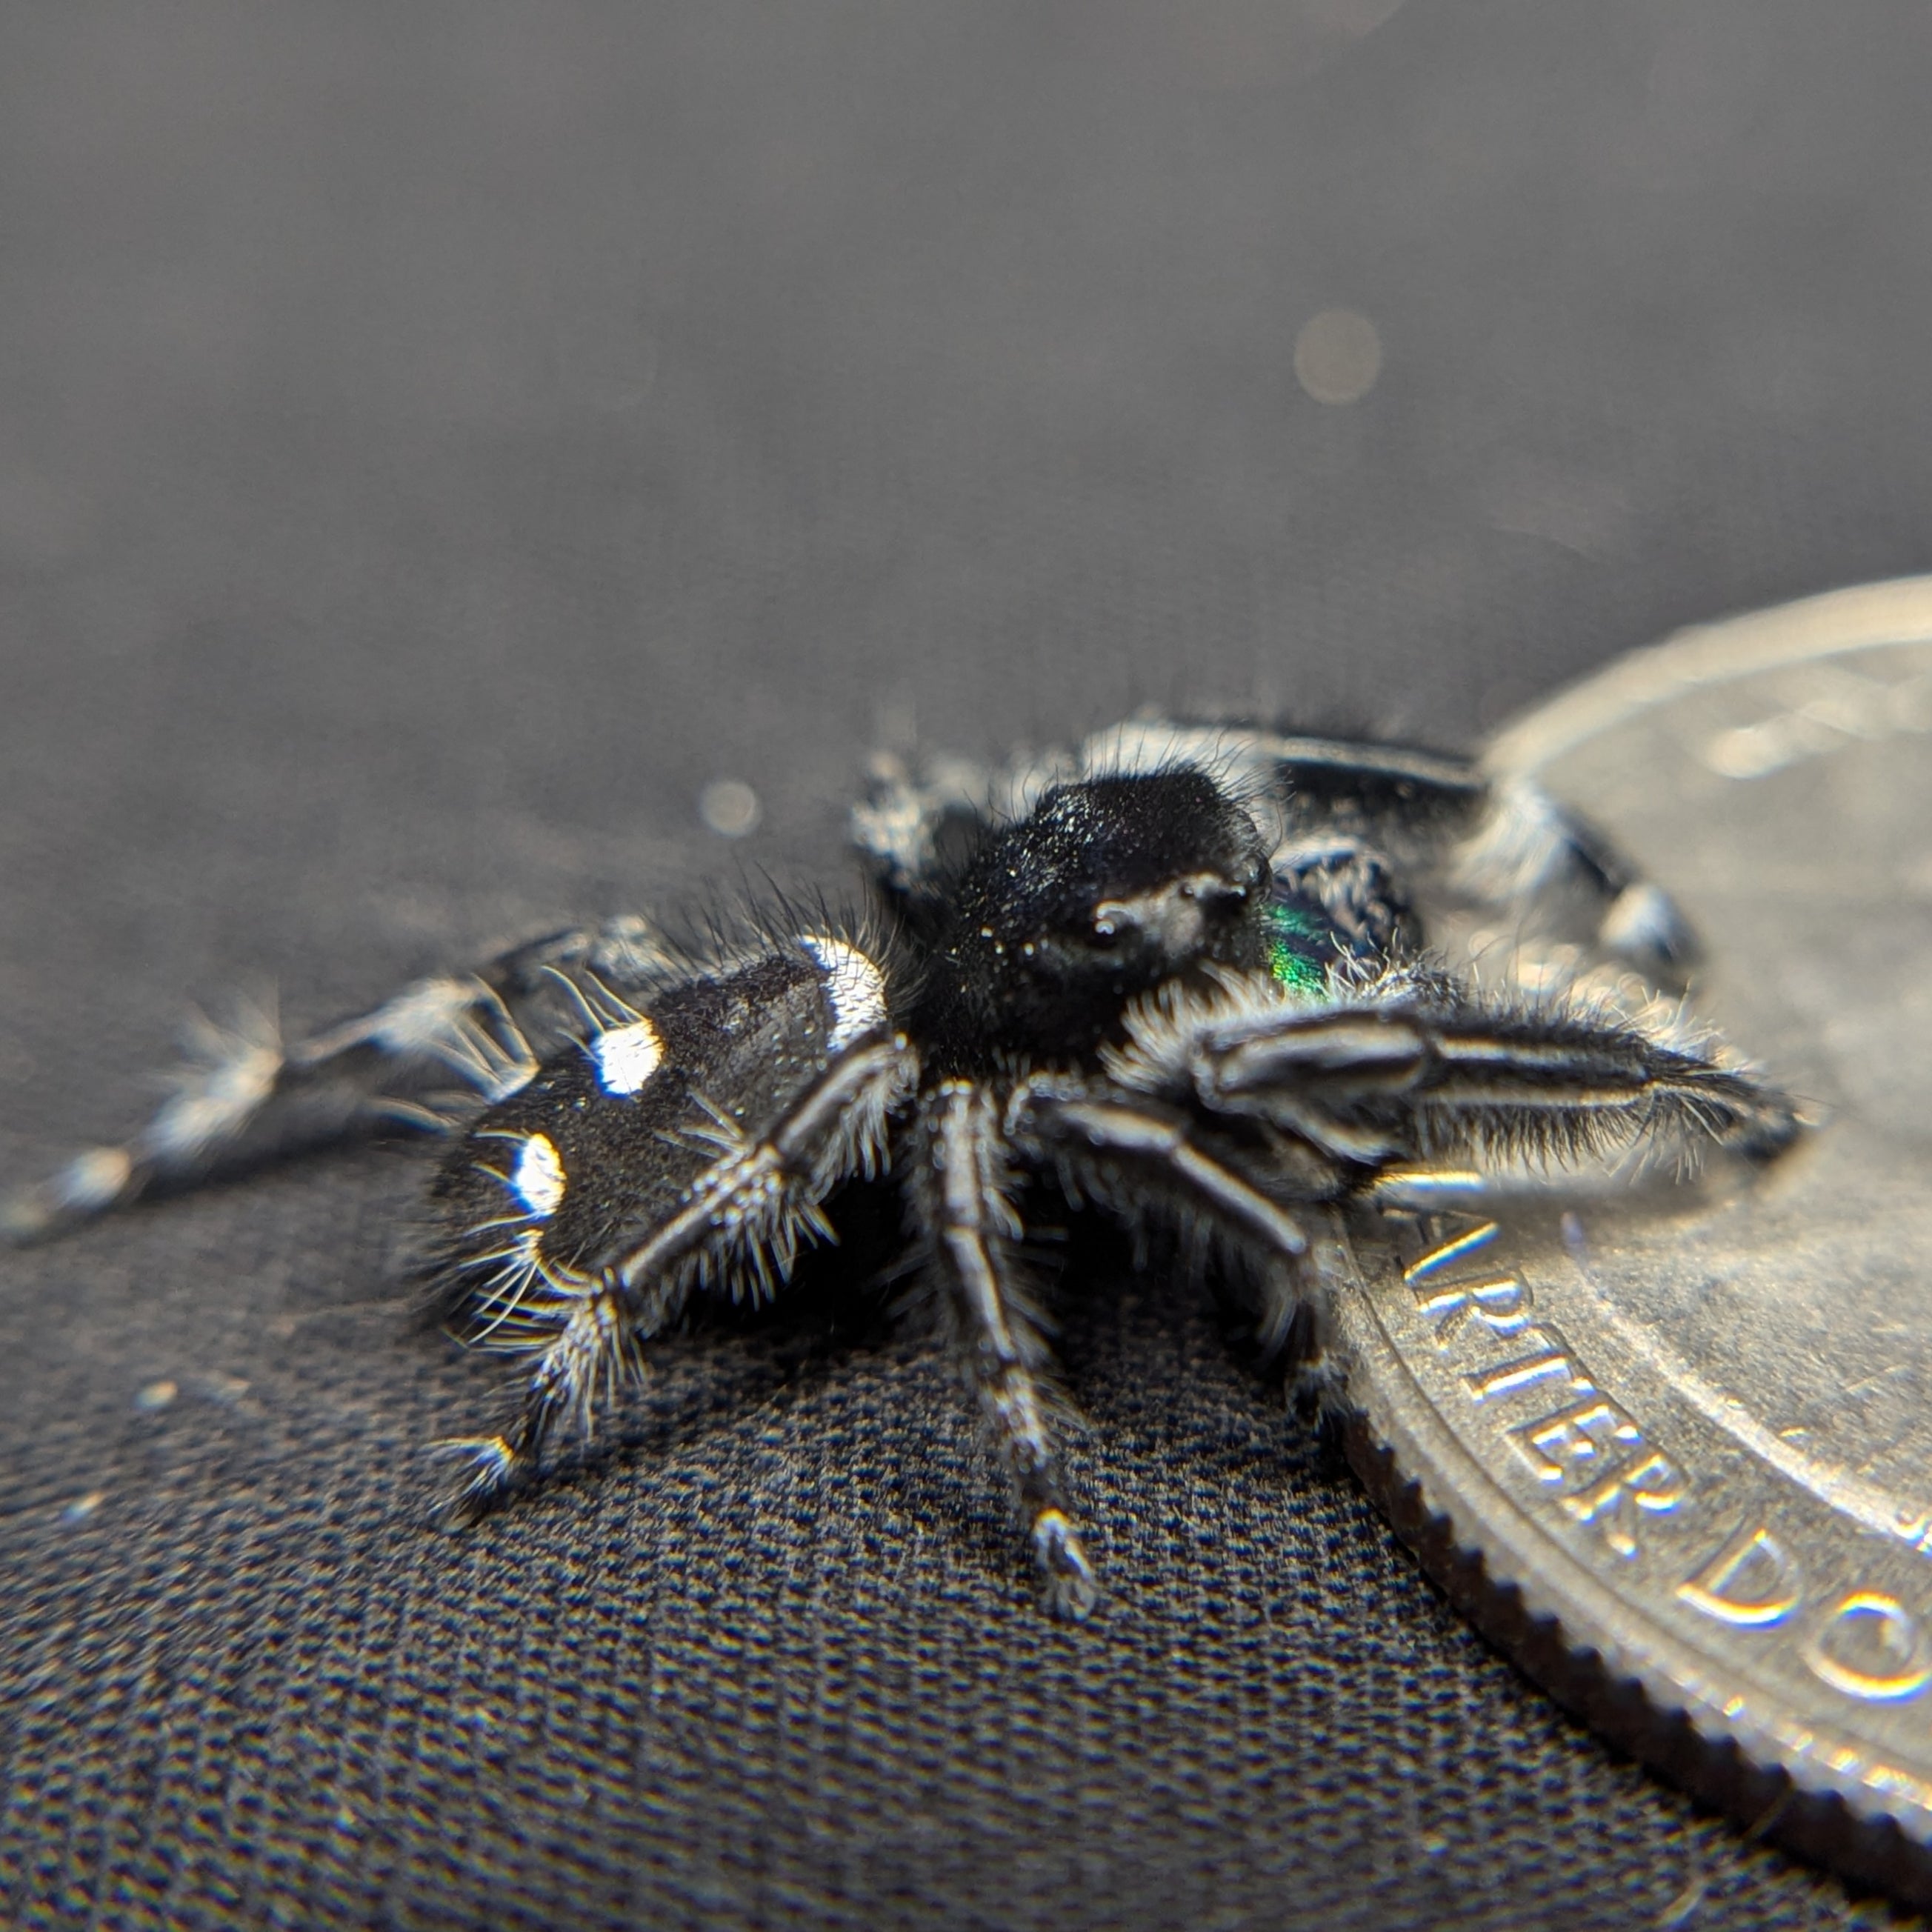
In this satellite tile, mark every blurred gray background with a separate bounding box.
[1,6,1926,1928]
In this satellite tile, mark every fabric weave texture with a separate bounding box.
[2,6,1927,1927]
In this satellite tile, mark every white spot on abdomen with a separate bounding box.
[508,1133,566,1218]
[797,936,890,1053]
[593,1017,665,1096]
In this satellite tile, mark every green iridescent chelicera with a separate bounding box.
[1262,899,1331,1000]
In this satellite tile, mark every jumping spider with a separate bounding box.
[4,720,1800,1618]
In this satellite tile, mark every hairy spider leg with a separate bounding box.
[922,1071,1345,1619]
[914,1080,1099,1621]
[1007,1073,1346,1402]
[1198,727,1695,981]
[851,749,1005,917]
[1105,967,1805,1181]
[0,918,676,1242]
[1450,773,1702,982]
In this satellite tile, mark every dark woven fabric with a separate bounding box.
[1,6,1925,1927]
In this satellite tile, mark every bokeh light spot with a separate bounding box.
[1294,308,1383,404]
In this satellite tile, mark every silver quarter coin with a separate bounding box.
[1332,579,1932,1901]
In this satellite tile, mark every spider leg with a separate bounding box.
[2,916,676,1242]
[1105,967,1805,1182]
[850,749,996,913]
[1451,772,1700,982]
[438,942,917,1519]
[850,738,1082,926]
[1006,1074,1345,1402]
[913,1079,1099,1621]
[1213,730,1697,982]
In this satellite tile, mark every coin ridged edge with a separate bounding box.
[1340,1380,1932,1908]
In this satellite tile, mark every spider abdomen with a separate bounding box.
[430,936,905,1342]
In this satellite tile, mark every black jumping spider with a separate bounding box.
[4,721,1799,1617]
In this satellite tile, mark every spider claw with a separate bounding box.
[429,1434,524,1525]
[1033,1508,1100,1622]
[1727,1089,1811,1164]
[1,1145,138,1245]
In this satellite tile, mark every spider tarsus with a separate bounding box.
[1033,1508,1101,1622]
[1285,1349,1348,1416]
[430,1434,528,1526]
[1,1145,138,1245]
[0,1183,61,1246]
[1716,1086,1808,1165]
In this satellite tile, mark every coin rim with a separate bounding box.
[1341,578,1932,1905]
[1484,572,1932,776]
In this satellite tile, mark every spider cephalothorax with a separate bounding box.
[4,722,1801,1618]
[916,767,1271,1066]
